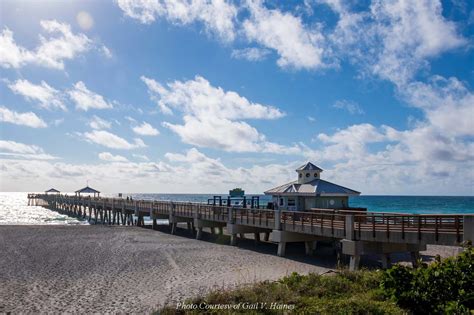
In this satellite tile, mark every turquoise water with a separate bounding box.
[123,193,474,215]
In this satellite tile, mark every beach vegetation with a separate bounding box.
[158,247,473,314]
[380,245,473,314]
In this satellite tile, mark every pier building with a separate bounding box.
[265,162,360,211]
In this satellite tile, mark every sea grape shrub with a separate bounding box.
[380,246,473,314]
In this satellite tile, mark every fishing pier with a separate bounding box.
[27,193,474,270]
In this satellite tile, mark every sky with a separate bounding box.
[0,0,473,195]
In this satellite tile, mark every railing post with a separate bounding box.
[275,210,282,230]
[228,207,234,224]
[463,215,474,244]
[345,215,355,240]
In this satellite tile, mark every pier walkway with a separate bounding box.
[28,193,474,270]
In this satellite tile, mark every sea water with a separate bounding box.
[0,192,473,225]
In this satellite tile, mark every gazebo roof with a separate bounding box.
[75,186,100,194]
[296,162,323,172]
[45,188,60,193]
[264,179,360,197]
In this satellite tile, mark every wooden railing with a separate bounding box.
[29,194,469,244]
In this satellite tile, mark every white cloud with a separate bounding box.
[0,140,57,160]
[0,106,47,128]
[83,130,147,150]
[401,76,474,137]
[141,75,284,119]
[101,45,113,58]
[231,47,270,61]
[116,0,237,41]
[132,122,160,136]
[98,152,129,162]
[333,99,364,115]
[0,28,35,68]
[7,79,66,111]
[326,0,467,84]
[89,115,112,130]
[142,75,300,153]
[132,153,150,161]
[314,123,387,161]
[0,19,109,70]
[242,0,326,70]
[35,20,92,69]
[68,81,113,111]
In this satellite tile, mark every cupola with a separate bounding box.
[296,162,323,184]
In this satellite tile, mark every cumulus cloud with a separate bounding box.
[243,0,327,70]
[98,152,129,162]
[0,140,57,160]
[7,79,66,111]
[325,0,466,84]
[68,81,113,111]
[82,130,147,150]
[116,0,237,41]
[142,75,302,153]
[0,28,35,68]
[0,19,110,70]
[132,122,159,136]
[141,75,284,119]
[89,115,112,130]
[1,147,289,192]
[0,106,47,128]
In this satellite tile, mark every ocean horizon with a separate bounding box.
[2,192,473,225]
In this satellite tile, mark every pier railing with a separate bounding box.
[28,194,471,245]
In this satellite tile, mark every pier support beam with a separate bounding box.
[349,255,360,271]
[254,233,260,243]
[170,222,177,235]
[305,241,317,255]
[264,232,270,242]
[277,242,286,257]
[341,240,427,270]
[226,223,271,246]
[194,218,226,240]
[381,253,391,269]
[196,227,203,240]
[271,230,324,257]
[410,251,421,268]
[230,234,237,246]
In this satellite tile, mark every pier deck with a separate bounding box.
[28,193,473,270]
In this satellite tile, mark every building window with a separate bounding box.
[279,198,284,206]
[314,173,318,177]
[305,173,310,177]
[299,173,302,178]
[288,199,296,206]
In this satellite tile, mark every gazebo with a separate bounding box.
[264,162,360,211]
[75,186,100,197]
[45,188,60,195]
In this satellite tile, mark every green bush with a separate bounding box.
[381,246,473,314]
[159,270,403,314]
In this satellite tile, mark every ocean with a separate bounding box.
[1,192,473,225]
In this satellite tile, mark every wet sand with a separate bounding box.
[0,225,462,313]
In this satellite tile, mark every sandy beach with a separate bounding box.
[0,225,463,314]
[0,225,333,313]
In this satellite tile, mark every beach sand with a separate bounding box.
[0,225,462,313]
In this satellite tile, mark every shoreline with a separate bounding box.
[0,225,463,313]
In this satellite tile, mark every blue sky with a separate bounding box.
[0,0,473,195]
